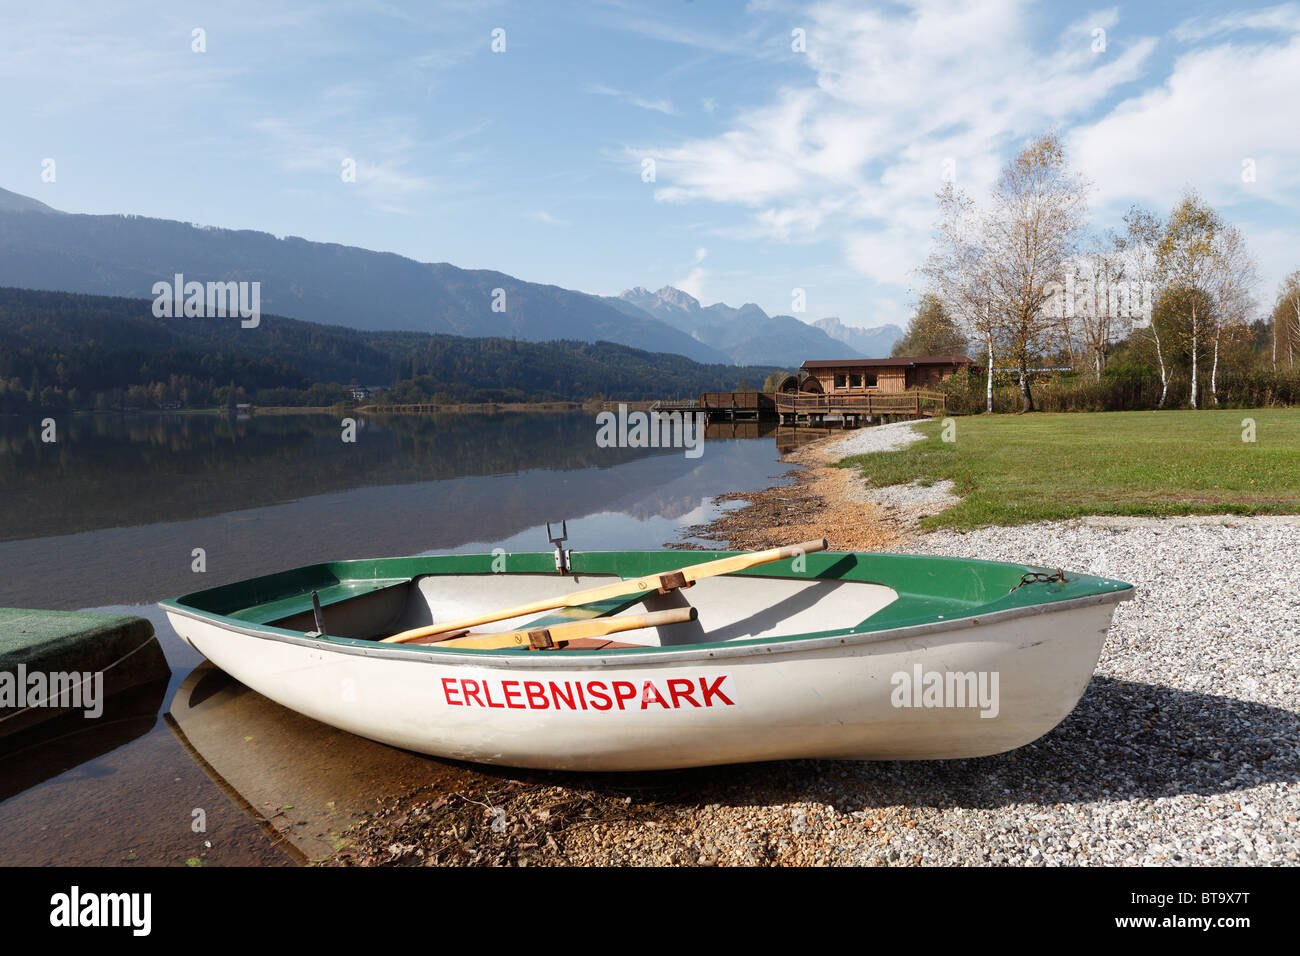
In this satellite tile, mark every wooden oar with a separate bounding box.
[380,538,826,645]
[422,607,698,651]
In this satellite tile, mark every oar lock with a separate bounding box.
[657,571,690,593]
[306,590,326,638]
[523,628,558,650]
[547,520,572,574]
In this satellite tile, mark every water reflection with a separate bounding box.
[166,664,492,864]
[0,412,789,865]
[0,679,169,803]
[0,412,673,542]
[0,414,787,609]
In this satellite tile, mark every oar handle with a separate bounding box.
[775,538,827,561]
[430,605,699,650]
[637,606,698,629]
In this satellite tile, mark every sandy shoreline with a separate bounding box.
[679,420,958,553]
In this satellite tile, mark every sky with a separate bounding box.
[2,0,1298,330]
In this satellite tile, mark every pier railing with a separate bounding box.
[700,391,774,412]
[774,389,947,417]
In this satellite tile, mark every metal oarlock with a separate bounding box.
[307,590,326,637]
[547,521,572,574]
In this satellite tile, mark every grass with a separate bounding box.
[836,408,1300,529]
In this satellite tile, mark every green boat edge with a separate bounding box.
[158,550,1135,656]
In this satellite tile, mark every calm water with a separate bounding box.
[0,411,791,865]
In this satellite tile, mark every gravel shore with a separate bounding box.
[893,515,1300,865]
[826,417,931,456]
[333,423,1299,867]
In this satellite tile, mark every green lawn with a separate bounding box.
[837,409,1300,528]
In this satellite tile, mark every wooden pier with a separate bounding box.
[358,401,581,414]
[774,390,946,427]
[602,389,946,428]
[700,391,774,421]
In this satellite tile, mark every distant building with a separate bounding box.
[798,356,972,394]
[349,385,380,401]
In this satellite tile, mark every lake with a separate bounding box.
[0,411,791,864]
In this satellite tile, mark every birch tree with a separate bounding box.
[983,133,1091,411]
[1273,271,1300,369]
[1119,207,1169,407]
[1156,192,1223,409]
[1071,234,1131,380]
[1207,224,1257,405]
[922,183,998,412]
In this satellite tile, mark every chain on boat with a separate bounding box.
[1008,569,1067,592]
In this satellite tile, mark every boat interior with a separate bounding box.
[262,571,903,650]
[170,549,1120,653]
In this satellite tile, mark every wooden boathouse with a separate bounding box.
[604,355,968,428]
[798,355,972,393]
[773,355,970,427]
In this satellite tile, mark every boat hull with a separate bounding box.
[163,595,1119,770]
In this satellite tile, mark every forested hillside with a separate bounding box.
[0,287,777,413]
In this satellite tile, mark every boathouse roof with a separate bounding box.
[800,355,973,370]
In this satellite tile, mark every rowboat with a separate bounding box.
[158,544,1133,771]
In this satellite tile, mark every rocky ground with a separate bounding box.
[672,423,915,552]
[327,423,1299,867]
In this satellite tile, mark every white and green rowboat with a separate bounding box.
[159,546,1134,771]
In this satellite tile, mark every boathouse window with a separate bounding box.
[848,373,863,388]
[834,374,847,389]
[863,373,878,388]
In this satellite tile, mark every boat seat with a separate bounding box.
[394,593,655,648]
[403,633,642,651]
[237,580,410,626]
[523,594,649,629]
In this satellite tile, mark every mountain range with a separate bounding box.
[0,186,901,367]
[0,286,781,413]
[614,286,901,365]
[811,316,905,357]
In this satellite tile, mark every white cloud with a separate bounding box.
[1230,223,1300,309]
[253,117,435,214]
[1068,15,1300,300]
[675,247,709,301]
[715,197,849,241]
[1069,31,1300,214]
[675,268,707,301]
[845,228,925,289]
[635,0,1158,294]
[1173,3,1300,41]
[591,2,779,59]
[530,209,570,226]
[588,83,677,115]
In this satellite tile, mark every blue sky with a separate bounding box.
[3,0,1298,330]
